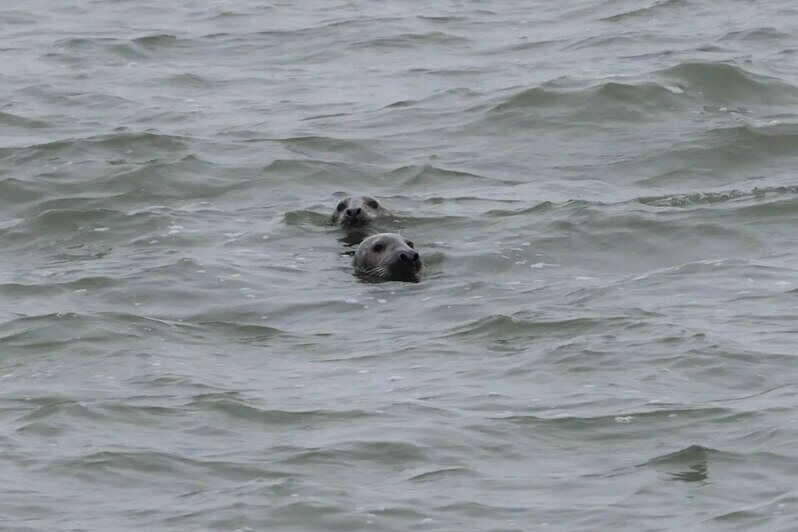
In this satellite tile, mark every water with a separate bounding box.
[3,0,798,530]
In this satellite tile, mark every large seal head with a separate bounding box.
[331,196,390,228]
[353,233,421,282]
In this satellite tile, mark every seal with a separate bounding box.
[331,196,390,228]
[353,233,421,282]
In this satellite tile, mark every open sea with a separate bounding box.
[3,1,798,530]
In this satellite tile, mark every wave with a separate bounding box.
[52,34,195,61]
[600,0,688,22]
[187,396,369,425]
[486,80,685,125]
[483,61,798,132]
[720,27,793,43]
[439,313,625,341]
[1,131,191,165]
[349,31,468,49]
[639,184,798,208]
[659,62,798,104]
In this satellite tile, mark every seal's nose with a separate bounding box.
[345,207,361,218]
[398,252,420,263]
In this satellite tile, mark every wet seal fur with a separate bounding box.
[331,196,391,228]
[353,233,421,282]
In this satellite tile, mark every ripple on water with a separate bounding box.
[3,0,798,530]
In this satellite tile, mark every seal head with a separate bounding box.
[331,196,390,228]
[353,233,421,282]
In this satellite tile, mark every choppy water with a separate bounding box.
[3,1,798,530]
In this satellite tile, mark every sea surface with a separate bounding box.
[3,1,798,530]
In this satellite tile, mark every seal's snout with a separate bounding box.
[398,252,420,264]
[396,251,422,273]
[345,207,362,219]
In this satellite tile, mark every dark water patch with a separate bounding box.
[0,207,156,252]
[350,31,469,49]
[277,440,428,466]
[49,450,280,486]
[640,186,793,207]
[564,31,653,52]
[99,162,238,202]
[0,111,50,129]
[276,135,390,164]
[440,314,626,342]
[187,321,290,344]
[702,123,798,158]
[489,85,572,112]
[0,9,38,25]
[485,201,554,217]
[720,27,793,43]
[17,208,124,232]
[417,14,470,24]
[631,123,798,181]
[13,86,139,113]
[505,38,562,53]
[501,406,751,434]
[383,164,504,189]
[640,184,798,211]
[639,443,798,488]
[12,401,147,441]
[161,72,215,89]
[1,131,190,169]
[406,466,474,483]
[488,80,685,123]
[186,397,369,426]
[0,312,139,350]
[707,510,788,530]
[641,444,718,467]
[378,87,483,113]
[600,0,690,23]
[659,62,798,105]
[53,34,203,62]
[100,402,188,423]
[260,158,367,186]
[129,33,180,49]
[0,178,44,210]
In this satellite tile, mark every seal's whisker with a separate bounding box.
[364,265,389,277]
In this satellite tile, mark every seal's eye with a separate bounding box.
[336,201,346,212]
[405,240,414,249]
[372,243,385,253]
[368,200,379,209]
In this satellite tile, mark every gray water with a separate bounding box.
[3,1,798,530]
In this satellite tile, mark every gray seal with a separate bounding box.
[353,233,421,282]
[331,196,390,228]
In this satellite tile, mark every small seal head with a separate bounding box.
[331,196,390,228]
[353,233,421,282]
